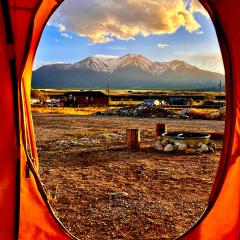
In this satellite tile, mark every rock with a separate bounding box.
[94,104,174,118]
[197,142,203,147]
[108,192,129,198]
[121,110,126,115]
[185,148,196,154]
[220,106,226,112]
[189,144,195,148]
[155,141,163,151]
[201,144,209,152]
[164,144,174,152]
[196,148,203,154]
[132,110,138,116]
[178,143,188,151]
[179,108,189,117]
[174,141,181,146]
[208,141,217,150]
[70,140,80,146]
[208,146,215,153]
[161,139,168,146]
[173,145,178,151]
[58,140,70,147]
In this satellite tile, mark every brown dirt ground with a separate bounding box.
[33,114,224,240]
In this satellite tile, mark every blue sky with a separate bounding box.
[34,0,224,74]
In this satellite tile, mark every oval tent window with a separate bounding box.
[32,0,225,239]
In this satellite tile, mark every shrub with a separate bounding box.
[187,108,225,120]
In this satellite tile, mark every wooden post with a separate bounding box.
[126,129,140,150]
[156,123,166,139]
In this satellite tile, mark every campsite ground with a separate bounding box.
[33,114,224,240]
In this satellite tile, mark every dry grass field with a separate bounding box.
[31,106,116,115]
[33,114,224,240]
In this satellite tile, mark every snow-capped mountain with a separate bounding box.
[72,57,110,72]
[67,54,192,74]
[109,54,160,74]
[32,54,224,90]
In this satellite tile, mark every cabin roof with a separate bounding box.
[65,91,107,97]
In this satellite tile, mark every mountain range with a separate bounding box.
[32,54,224,90]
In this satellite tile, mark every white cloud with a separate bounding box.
[196,30,204,35]
[157,43,169,48]
[50,0,201,44]
[94,54,119,59]
[191,52,224,74]
[57,23,66,32]
[61,33,73,39]
[175,51,224,74]
[54,38,59,42]
[107,46,126,50]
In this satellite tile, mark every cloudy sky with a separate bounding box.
[34,0,224,74]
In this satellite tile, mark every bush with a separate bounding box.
[31,90,49,102]
[187,108,225,120]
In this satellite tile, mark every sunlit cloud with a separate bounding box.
[190,0,209,18]
[175,51,224,74]
[61,33,73,39]
[94,54,119,59]
[190,52,224,74]
[50,0,202,44]
[57,23,66,32]
[157,43,169,48]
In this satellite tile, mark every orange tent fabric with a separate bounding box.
[0,0,239,239]
[0,1,76,239]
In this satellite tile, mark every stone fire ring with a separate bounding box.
[156,132,215,154]
[162,132,211,145]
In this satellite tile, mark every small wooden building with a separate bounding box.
[63,91,109,107]
[168,97,188,105]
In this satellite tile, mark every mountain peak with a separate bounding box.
[122,53,144,58]
[120,53,152,62]
[33,53,224,90]
[112,53,157,73]
[73,56,109,72]
[168,60,195,71]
